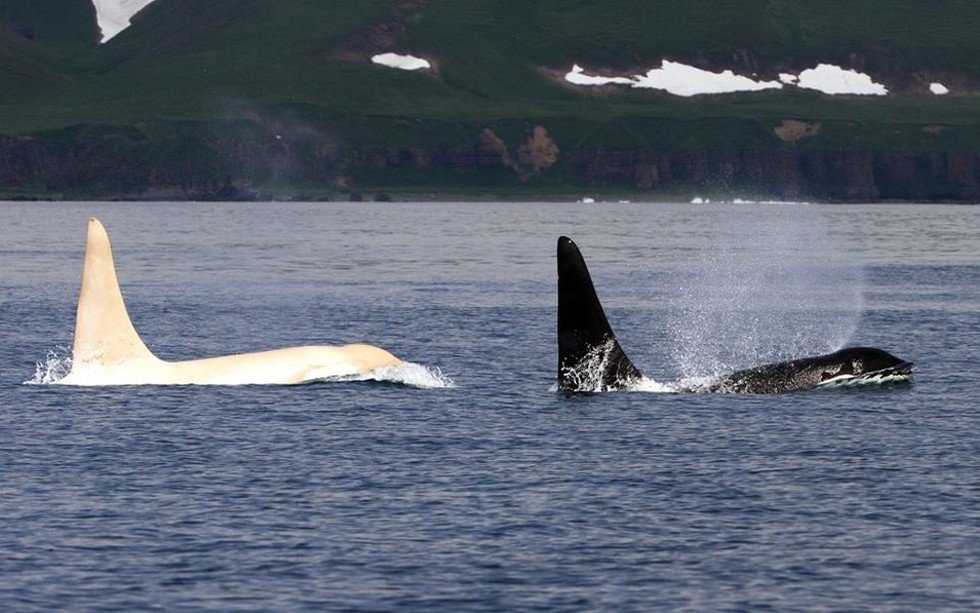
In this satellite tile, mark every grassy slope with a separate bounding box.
[0,26,65,100]
[0,0,978,154]
[0,0,97,102]
[0,0,95,55]
[417,0,980,76]
[396,0,980,151]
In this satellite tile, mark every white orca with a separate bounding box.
[556,236,914,394]
[57,218,402,386]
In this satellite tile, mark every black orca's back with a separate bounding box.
[700,346,915,394]
[557,236,642,391]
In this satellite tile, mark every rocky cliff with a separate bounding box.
[2,126,978,202]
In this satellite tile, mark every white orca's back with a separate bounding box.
[60,218,402,386]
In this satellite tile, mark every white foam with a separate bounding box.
[371,53,431,71]
[630,377,677,393]
[25,348,72,385]
[334,362,455,389]
[930,82,949,95]
[92,0,156,43]
[795,64,887,96]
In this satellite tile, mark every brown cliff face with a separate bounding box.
[1,130,979,201]
[570,147,980,201]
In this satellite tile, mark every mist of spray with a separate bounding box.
[663,205,864,377]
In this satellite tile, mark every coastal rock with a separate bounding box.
[2,130,979,202]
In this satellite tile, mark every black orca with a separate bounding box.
[686,347,915,394]
[556,236,914,394]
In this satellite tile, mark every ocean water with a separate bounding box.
[1,201,977,611]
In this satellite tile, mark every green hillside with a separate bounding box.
[0,0,96,102]
[0,0,95,56]
[1,0,979,200]
[414,0,980,78]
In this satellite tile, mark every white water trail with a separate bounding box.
[332,362,455,389]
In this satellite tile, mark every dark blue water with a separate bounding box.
[1,201,978,610]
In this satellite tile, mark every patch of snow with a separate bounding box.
[631,61,783,96]
[92,0,156,43]
[930,82,949,95]
[566,61,781,96]
[371,53,431,71]
[579,197,596,204]
[565,61,894,98]
[795,64,887,96]
[565,64,635,86]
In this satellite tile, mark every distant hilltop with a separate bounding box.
[1,0,979,202]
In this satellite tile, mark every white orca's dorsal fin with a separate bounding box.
[71,218,157,366]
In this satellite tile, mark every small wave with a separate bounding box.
[334,362,455,389]
[25,348,72,385]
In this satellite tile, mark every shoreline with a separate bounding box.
[2,193,976,205]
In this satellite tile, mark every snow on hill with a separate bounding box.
[92,0,155,43]
[566,62,889,96]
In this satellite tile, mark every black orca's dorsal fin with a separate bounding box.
[557,236,643,391]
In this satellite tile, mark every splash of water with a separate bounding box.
[333,362,455,389]
[25,347,72,385]
[559,339,617,392]
[663,206,864,378]
[556,339,674,393]
[630,377,677,393]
